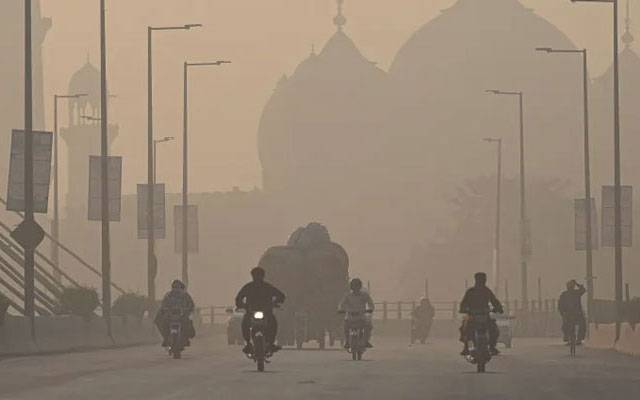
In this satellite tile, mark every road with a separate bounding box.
[1,335,639,400]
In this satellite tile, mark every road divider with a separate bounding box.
[0,315,159,356]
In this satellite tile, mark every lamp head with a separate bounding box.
[535,47,553,53]
[185,24,203,29]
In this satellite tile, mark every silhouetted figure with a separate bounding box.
[459,272,503,356]
[412,297,435,344]
[338,278,375,348]
[559,280,587,345]
[235,267,286,354]
[155,280,196,347]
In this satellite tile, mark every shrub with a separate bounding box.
[112,293,148,320]
[55,287,99,319]
[0,292,10,325]
[623,297,640,325]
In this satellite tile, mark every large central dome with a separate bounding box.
[389,0,582,194]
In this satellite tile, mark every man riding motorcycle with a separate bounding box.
[235,267,286,354]
[338,278,375,349]
[155,279,196,347]
[459,272,503,356]
[558,279,587,345]
[412,297,435,343]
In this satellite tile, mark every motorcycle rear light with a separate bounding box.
[254,311,264,319]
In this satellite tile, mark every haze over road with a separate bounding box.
[1,336,638,400]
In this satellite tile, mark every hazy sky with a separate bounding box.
[39,0,635,196]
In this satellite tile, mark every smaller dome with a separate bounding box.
[68,60,100,109]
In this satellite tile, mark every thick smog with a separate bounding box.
[1,1,639,399]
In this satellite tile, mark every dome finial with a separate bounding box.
[334,0,347,31]
[623,0,635,47]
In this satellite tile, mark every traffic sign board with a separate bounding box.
[10,219,45,249]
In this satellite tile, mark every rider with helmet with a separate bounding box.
[155,279,196,347]
[459,272,503,356]
[338,278,375,349]
[558,279,587,345]
[235,267,286,354]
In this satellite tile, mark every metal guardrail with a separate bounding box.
[195,299,560,326]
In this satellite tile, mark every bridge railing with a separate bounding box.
[195,299,560,327]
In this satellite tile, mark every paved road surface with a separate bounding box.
[1,335,639,400]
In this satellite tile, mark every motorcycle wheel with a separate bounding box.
[352,350,358,361]
[477,362,486,373]
[255,336,265,372]
[170,332,181,359]
[356,351,363,361]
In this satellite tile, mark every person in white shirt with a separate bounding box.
[338,278,375,348]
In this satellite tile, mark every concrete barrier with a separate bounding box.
[614,324,640,356]
[0,315,160,357]
[586,323,616,350]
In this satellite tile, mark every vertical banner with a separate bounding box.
[137,183,166,239]
[174,205,199,254]
[574,198,599,251]
[88,155,122,221]
[6,129,53,213]
[601,185,632,247]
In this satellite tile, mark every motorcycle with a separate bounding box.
[411,317,433,345]
[167,307,188,359]
[244,305,281,372]
[464,313,492,373]
[340,310,372,361]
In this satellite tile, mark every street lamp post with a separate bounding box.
[182,60,231,287]
[52,93,87,283]
[98,0,113,337]
[571,0,624,341]
[536,47,594,323]
[23,0,36,339]
[153,136,175,184]
[483,137,502,298]
[147,23,201,302]
[486,89,529,308]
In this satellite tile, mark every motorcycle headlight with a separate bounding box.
[253,311,264,320]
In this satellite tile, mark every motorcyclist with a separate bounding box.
[412,297,435,343]
[235,266,286,355]
[338,278,375,349]
[459,272,503,356]
[558,279,587,345]
[155,279,196,347]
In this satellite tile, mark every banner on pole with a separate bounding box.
[137,183,166,239]
[601,185,632,247]
[6,129,53,213]
[174,205,199,254]
[88,155,122,221]
[574,198,599,251]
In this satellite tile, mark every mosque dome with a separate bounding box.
[590,14,640,190]
[387,0,583,195]
[257,1,388,196]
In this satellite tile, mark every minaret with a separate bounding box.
[60,60,119,219]
[623,0,635,48]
